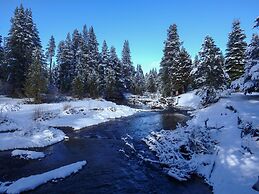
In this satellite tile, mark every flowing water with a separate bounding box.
[0,110,212,194]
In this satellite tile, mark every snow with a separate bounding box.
[0,161,86,194]
[0,96,138,150]
[0,125,65,151]
[144,92,259,194]
[11,150,45,160]
[173,90,202,109]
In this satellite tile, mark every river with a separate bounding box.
[0,110,212,194]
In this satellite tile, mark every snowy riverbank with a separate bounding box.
[144,91,259,194]
[0,96,138,151]
[0,161,87,194]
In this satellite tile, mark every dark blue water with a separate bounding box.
[0,110,212,194]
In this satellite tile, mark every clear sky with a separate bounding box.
[0,0,258,73]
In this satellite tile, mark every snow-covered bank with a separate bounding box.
[11,150,45,160]
[144,92,259,194]
[0,161,86,194]
[0,96,138,150]
[173,90,202,110]
[0,126,65,151]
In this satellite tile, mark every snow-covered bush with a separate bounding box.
[143,124,216,181]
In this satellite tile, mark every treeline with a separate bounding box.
[0,5,157,102]
[0,5,258,103]
[159,19,259,97]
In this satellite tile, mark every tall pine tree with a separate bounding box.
[133,64,145,95]
[175,47,192,94]
[86,27,100,97]
[100,40,110,95]
[146,68,158,93]
[225,20,247,81]
[7,5,42,95]
[160,24,181,97]
[45,35,56,84]
[105,46,123,100]
[195,36,226,89]
[56,33,73,93]
[121,40,134,92]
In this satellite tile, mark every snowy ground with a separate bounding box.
[0,96,138,151]
[144,91,259,194]
[0,161,86,194]
[173,90,202,110]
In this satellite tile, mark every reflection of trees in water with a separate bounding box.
[161,113,187,130]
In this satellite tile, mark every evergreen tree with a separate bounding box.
[190,55,200,89]
[56,34,73,93]
[243,34,259,93]
[175,47,192,94]
[86,27,100,97]
[146,68,158,93]
[196,36,226,89]
[225,20,247,81]
[133,64,145,95]
[105,46,123,99]
[72,31,86,98]
[121,40,134,92]
[160,24,181,97]
[100,40,110,95]
[45,35,56,84]
[6,5,42,95]
[52,62,60,87]
[24,49,47,103]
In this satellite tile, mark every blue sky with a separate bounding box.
[0,0,258,73]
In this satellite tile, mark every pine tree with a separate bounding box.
[133,64,145,95]
[72,31,86,98]
[71,29,82,75]
[121,40,134,92]
[243,34,259,93]
[190,55,200,89]
[56,34,73,93]
[160,24,181,97]
[86,27,100,97]
[45,35,56,84]
[196,36,226,89]
[52,62,60,87]
[175,47,192,94]
[105,46,123,99]
[24,49,47,103]
[6,5,42,95]
[225,20,247,81]
[100,40,110,95]
[146,68,158,93]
